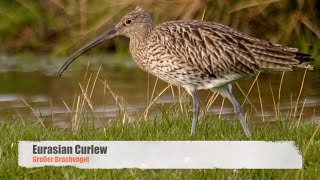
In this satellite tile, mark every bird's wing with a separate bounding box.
[149,20,305,77]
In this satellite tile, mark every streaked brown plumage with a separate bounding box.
[57,7,314,138]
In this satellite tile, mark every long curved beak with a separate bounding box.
[56,28,119,77]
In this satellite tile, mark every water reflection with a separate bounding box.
[0,54,319,127]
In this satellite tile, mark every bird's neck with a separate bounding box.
[129,25,153,70]
[129,38,147,70]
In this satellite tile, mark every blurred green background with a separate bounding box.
[0,0,319,65]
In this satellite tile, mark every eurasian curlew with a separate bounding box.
[57,7,314,138]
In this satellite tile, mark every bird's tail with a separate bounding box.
[253,44,315,71]
[294,52,315,70]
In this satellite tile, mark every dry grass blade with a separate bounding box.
[240,72,260,107]
[81,71,100,123]
[72,95,81,131]
[68,64,102,130]
[143,84,172,119]
[219,97,225,119]
[299,15,320,39]
[81,73,92,109]
[178,87,189,114]
[296,120,320,178]
[16,0,40,18]
[50,98,53,122]
[89,65,102,99]
[21,99,45,127]
[293,69,307,119]
[78,83,94,110]
[201,7,206,20]
[83,60,91,83]
[288,94,294,120]
[49,0,66,11]
[297,97,307,127]
[277,71,285,117]
[169,0,204,20]
[283,13,299,41]
[72,71,92,123]
[99,79,132,123]
[178,87,183,112]
[256,79,265,121]
[15,110,25,126]
[103,79,107,119]
[229,0,281,13]
[149,78,159,105]
[236,83,259,114]
[79,9,120,40]
[71,93,77,115]
[269,82,278,119]
[170,85,175,98]
[147,73,150,105]
[200,92,219,118]
[62,100,72,115]
[79,0,87,35]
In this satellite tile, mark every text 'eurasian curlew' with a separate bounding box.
[57,7,314,138]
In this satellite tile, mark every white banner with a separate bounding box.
[18,141,302,169]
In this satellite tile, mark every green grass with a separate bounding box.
[0,115,319,179]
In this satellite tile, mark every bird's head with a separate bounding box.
[56,6,153,77]
[115,6,153,38]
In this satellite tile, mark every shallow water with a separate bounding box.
[0,54,319,127]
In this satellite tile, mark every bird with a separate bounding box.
[57,7,314,138]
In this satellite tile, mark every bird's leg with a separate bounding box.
[191,90,200,135]
[213,84,252,138]
[184,86,200,135]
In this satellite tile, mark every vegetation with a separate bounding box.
[0,0,319,66]
[0,117,319,179]
[0,66,318,179]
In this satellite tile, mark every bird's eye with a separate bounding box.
[125,19,132,25]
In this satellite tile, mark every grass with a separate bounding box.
[1,0,319,66]
[0,116,319,179]
[0,59,319,179]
